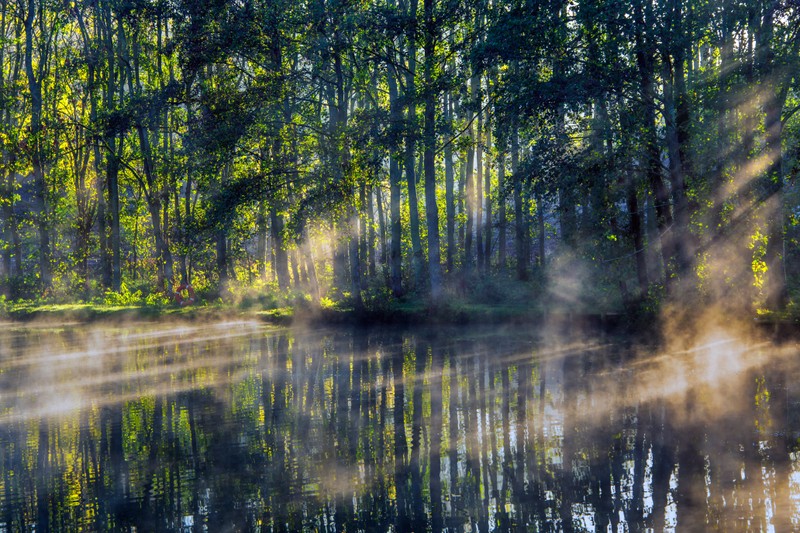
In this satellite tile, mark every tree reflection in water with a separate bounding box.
[0,323,798,531]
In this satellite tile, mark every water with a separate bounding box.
[0,321,798,531]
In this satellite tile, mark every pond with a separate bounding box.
[0,320,798,531]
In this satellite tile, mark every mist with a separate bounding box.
[1,314,798,530]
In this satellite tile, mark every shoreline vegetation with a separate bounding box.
[3,293,798,340]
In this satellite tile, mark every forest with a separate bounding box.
[1,0,799,317]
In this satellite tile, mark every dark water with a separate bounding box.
[0,321,799,532]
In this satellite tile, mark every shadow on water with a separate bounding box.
[0,322,799,531]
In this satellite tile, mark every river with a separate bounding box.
[0,320,797,531]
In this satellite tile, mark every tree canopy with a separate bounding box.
[2,0,799,316]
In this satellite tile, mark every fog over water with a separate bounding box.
[0,320,798,531]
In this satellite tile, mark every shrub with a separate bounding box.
[103,282,144,306]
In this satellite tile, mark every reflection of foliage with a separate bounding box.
[1,327,796,529]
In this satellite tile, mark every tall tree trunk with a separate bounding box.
[257,200,268,282]
[367,185,376,278]
[536,191,545,268]
[376,186,388,269]
[173,189,187,283]
[24,0,51,289]
[388,65,404,296]
[455,96,466,256]
[444,92,456,274]
[216,164,230,291]
[359,182,368,286]
[137,124,173,286]
[628,178,648,296]
[107,140,121,290]
[1,5,22,287]
[271,130,291,291]
[183,144,194,283]
[616,93,650,297]
[475,75,484,273]
[303,237,320,301]
[328,46,360,305]
[423,0,442,299]
[634,0,672,288]
[464,81,476,273]
[758,1,788,310]
[556,109,577,248]
[497,149,507,270]
[131,38,174,286]
[405,56,425,288]
[349,209,363,309]
[512,126,527,279]
[290,250,302,289]
[662,52,693,290]
[0,0,7,286]
[2,163,21,290]
[271,206,290,291]
[102,3,122,291]
[76,9,100,295]
[483,107,492,273]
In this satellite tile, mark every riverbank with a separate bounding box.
[0,299,630,328]
[2,299,797,340]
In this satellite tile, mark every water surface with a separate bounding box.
[0,321,798,531]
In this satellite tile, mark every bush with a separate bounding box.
[363,283,393,312]
[146,291,171,306]
[4,274,41,301]
[103,282,144,306]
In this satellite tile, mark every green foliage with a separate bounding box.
[103,283,146,307]
[362,282,394,313]
[3,274,42,301]
[0,0,798,323]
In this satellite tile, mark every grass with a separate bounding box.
[1,301,226,323]
[9,273,782,333]
[0,275,623,327]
